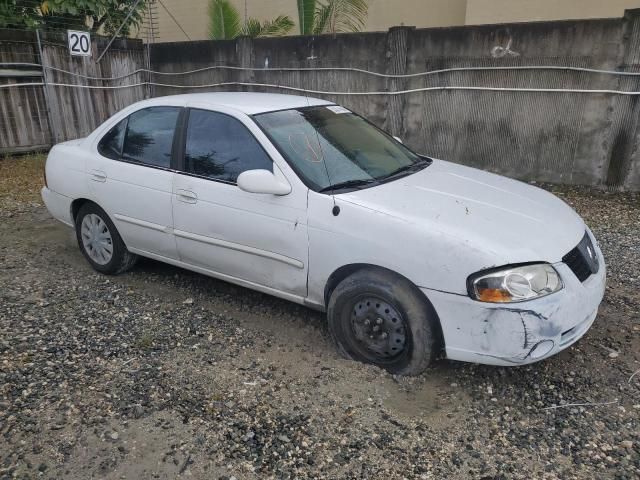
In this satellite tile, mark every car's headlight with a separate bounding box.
[468,264,563,303]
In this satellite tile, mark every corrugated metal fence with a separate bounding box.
[3,12,640,190]
[147,15,640,190]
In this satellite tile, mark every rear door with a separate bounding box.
[88,105,181,259]
[171,106,309,297]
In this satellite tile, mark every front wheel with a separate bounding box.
[75,202,138,275]
[327,269,440,376]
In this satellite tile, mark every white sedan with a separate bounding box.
[42,92,606,375]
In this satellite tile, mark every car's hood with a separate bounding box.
[338,159,586,265]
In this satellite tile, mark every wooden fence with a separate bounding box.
[0,29,145,154]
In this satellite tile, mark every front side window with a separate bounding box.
[121,107,180,168]
[98,118,127,160]
[184,109,272,183]
[253,106,427,192]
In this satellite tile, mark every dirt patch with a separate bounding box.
[0,156,638,478]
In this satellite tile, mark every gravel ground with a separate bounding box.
[1,156,639,479]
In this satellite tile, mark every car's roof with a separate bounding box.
[139,92,333,115]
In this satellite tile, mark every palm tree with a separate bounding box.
[208,0,294,40]
[243,15,296,37]
[297,0,316,35]
[297,0,369,35]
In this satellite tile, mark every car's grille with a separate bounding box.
[562,232,599,282]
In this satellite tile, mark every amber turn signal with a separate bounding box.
[475,288,512,303]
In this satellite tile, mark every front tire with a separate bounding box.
[327,269,440,376]
[75,202,138,275]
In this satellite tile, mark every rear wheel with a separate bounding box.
[75,202,138,275]
[327,269,439,376]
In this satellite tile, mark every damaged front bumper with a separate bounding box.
[424,257,606,366]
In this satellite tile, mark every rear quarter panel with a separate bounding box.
[45,141,89,202]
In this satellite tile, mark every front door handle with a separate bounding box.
[90,170,107,182]
[175,189,198,204]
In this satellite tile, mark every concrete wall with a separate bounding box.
[154,0,640,42]
[155,0,470,42]
[155,0,469,42]
[149,10,640,190]
[466,0,640,25]
[368,0,468,31]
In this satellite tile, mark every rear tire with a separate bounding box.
[75,202,138,275]
[327,269,439,376]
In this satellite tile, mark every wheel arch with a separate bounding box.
[71,198,138,275]
[324,263,445,353]
[70,198,126,245]
[70,198,130,247]
[70,197,93,222]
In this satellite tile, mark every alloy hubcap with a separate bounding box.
[81,214,113,265]
[351,297,407,359]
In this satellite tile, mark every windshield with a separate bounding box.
[253,105,428,192]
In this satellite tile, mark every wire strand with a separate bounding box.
[3,62,640,82]
[4,80,640,96]
[156,0,191,41]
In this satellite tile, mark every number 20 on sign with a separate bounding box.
[67,30,91,57]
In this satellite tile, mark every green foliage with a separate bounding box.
[45,0,147,35]
[242,15,295,38]
[208,0,293,40]
[313,2,331,34]
[297,0,316,35]
[298,0,369,35]
[0,0,146,35]
[208,0,241,39]
[321,0,368,33]
[0,1,40,29]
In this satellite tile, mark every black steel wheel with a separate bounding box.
[327,268,440,376]
[348,295,410,365]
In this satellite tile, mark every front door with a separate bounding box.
[171,108,309,297]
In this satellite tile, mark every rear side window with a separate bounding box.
[98,118,127,160]
[184,109,272,183]
[121,107,180,168]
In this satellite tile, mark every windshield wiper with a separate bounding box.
[319,178,379,193]
[382,158,431,181]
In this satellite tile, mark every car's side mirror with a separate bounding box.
[393,135,403,144]
[237,169,291,195]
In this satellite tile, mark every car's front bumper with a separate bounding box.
[423,248,606,366]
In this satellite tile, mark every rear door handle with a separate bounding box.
[90,170,107,182]
[175,189,198,204]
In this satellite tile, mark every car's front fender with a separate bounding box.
[306,193,499,305]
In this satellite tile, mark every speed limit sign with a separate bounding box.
[67,30,91,57]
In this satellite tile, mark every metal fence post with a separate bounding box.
[237,36,255,88]
[144,41,152,99]
[35,29,59,145]
[385,26,413,139]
